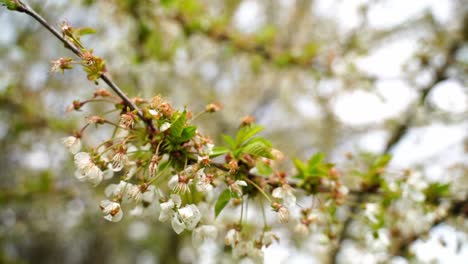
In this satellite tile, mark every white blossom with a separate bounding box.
[142,185,157,204]
[192,225,218,245]
[178,204,201,230]
[262,231,279,247]
[74,152,92,172]
[129,205,144,217]
[232,241,264,261]
[167,203,201,234]
[62,136,81,154]
[278,207,289,223]
[111,152,128,172]
[229,180,247,197]
[195,169,213,192]
[171,214,186,234]
[225,229,240,246]
[74,152,103,186]
[124,165,138,180]
[364,203,380,224]
[126,184,142,202]
[202,143,214,155]
[100,200,123,222]
[403,172,428,202]
[159,194,181,222]
[105,181,128,197]
[159,199,175,222]
[102,168,114,180]
[168,175,179,190]
[294,223,310,236]
[272,185,296,208]
[160,122,171,132]
[148,109,159,116]
[168,174,191,193]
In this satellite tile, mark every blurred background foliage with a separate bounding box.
[0,0,467,263]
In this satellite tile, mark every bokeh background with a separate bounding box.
[0,0,467,263]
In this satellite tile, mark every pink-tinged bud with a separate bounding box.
[87,115,105,125]
[93,88,111,97]
[205,102,222,113]
[66,100,83,112]
[241,115,255,126]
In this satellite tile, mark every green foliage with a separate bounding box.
[169,111,187,138]
[222,125,273,159]
[424,182,450,205]
[215,188,232,218]
[209,146,230,158]
[294,153,334,194]
[0,0,21,10]
[76,27,96,36]
[352,153,392,190]
[254,160,273,177]
[241,138,273,159]
[254,26,277,45]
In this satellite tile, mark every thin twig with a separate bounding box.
[14,1,156,132]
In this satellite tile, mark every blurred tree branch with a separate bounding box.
[329,39,463,264]
[390,198,468,259]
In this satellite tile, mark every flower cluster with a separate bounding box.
[59,89,351,260]
[48,19,352,261]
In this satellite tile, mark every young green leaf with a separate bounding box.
[77,27,96,36]
[307,153,324,169]
[254,160,273,177]
[179,126,197,142]
[242,140,273,159]
[222,134,236,149]
[235,125,264,147]
[209,146,230,158]
[170,111,186,137]
[215,189,231,218]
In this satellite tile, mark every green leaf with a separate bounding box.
[179,126,197,142]
[160,0,176,7]
[222,134,236,149]
[373,154,392,169]
[235,125,264,147]
[293,159,306,179]
[424,182,451,204]
[246,137,272,148]
[157,160,171,173]
[169,111,186,137]
[77,27,96,36]
[307,153,324,169]
[241,140,272,158]
[209,146,229,158]
[1,0,20,10]
[255,160,273,177]
[215,189,231,218]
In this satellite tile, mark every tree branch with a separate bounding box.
[329,40,461,264]
[391,198,468,258]
[13,0,156,132]
[169,12,324,71]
